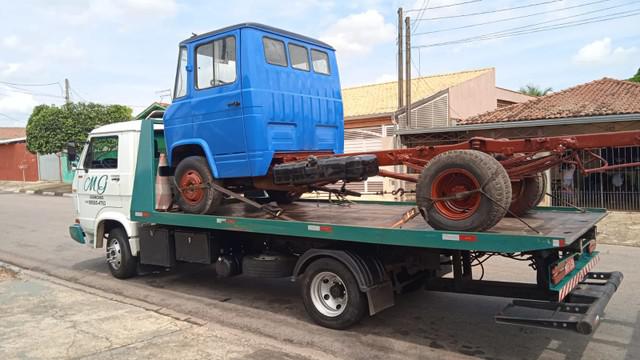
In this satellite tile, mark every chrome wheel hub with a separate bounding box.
[106,239,122,270]
[310,271,348,317]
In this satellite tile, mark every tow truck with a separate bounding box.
[68,23,627,333]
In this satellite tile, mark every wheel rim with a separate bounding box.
[179,170,205,205]
[310,271,348,317]
[106,239,122,270]
[430,168,482,220]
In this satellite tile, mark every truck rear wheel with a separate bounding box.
[175,156,223,214]
[106,227,137,279]
[416,150,512,232]
[301,258,367,329]
[508,174,546,217]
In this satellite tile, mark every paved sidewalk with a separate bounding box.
[0,264,340,360]
[0,180,71,196]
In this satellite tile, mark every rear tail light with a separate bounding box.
[551,257,576,285]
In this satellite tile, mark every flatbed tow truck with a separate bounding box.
[69,118,622,334]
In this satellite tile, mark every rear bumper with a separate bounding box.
[496,271,623,334]
[69,224,85,244]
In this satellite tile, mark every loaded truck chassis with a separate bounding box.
[68,119,622,334]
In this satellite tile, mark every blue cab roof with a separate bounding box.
[180,23,334,50]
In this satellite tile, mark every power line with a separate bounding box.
[413,9,640,48]
[0,80,60,87]
[414,0,615,35]
[415,0,562,21]
[412,0,431,34]
[405,0,482,13]
[0,112,20,121]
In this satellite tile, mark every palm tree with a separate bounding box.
[519,84,553,97]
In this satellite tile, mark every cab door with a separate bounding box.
[76,134,123,236]
[191,30,250,178]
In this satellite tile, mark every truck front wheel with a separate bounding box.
[106,227,137,279]
[301,258,367,329]
[175,156,224,214]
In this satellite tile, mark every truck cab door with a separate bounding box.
[190,30,250,177]
[76,134,123,239]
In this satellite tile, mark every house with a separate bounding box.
[0,128,38,181]
[342,67,533,193]
[422,77,640,210]
[135,102,170,120]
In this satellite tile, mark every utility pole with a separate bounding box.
[64,78,70,104]
[397,7,403,110]
[405,16,412,128]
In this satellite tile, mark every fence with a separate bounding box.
[550,146,640,211]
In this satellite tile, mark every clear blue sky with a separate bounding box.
[1,0,638,127]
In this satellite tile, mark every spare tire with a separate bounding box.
[508,174,546,217]
[242,253,297,278]
[416,150,512,232]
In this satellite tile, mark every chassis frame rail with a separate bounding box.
[495,271,623,334]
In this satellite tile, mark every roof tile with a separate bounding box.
[0,127,26,140]
[460,78,640,125]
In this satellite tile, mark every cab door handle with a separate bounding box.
[227,101,240,107]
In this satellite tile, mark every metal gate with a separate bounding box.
[551,146,640,211]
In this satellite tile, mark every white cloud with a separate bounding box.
[320,10,395,58]
[43,37,86,62]
[62,0,178,26]
[0,88,38,114]
[573,37,637,65]
[2,35,19,48]
[1,63,22,76]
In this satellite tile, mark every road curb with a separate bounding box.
[10,189,72,197]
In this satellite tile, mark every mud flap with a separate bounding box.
[495,271,623,334]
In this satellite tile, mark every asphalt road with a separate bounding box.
[1,192,639,360]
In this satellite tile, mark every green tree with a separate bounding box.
[629,68,640,83]
[519,84,553,97]
[26,103,132,154]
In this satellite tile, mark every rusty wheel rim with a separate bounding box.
[179,170,205,205]
[430,168,482,220]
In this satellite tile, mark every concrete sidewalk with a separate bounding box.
[0,264,339,360]
[0,180,71,196]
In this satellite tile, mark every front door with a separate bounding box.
[76,134,122,237]
[190,29,249,178]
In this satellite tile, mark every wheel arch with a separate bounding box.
[170,139,219,178]
[94,211,139,256]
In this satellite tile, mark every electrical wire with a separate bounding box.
[405,0,482,13]
[413,9,640,48]
[414,0,616,35]
[414,0,562,21]
[0,80,60,87]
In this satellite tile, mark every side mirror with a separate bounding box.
[66,142,77,162]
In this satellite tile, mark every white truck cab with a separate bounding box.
[70,120,161,257]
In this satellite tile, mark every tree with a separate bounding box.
[26,103,132,155]
[519,84,553,97]
[629,68,640,83]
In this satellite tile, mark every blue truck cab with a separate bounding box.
[164,23,344,179]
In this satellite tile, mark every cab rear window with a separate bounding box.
[263,37,287,67]
[288,43,309,71]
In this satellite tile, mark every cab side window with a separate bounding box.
[263,37,287,66]
[83,136,119,169]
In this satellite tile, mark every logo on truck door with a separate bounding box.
[83,175,108,195]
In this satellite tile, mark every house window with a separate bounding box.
[83,136,119,169]
[288,43,309,71]
[196,36,236,89]
[311,49,330,75]
[263,37,287,66]
[174,47,187,98]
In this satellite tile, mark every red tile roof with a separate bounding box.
[460,78,640,125]
[0,127,26,140]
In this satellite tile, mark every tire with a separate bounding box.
[106,227,137,279]
[267,190,301,205]
[175,156,223,214]
[301,258,368,329]
[416,150,512,232]
[242,253,297,278]
[508,174,546,217]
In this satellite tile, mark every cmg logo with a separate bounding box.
[83,175,108,195]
